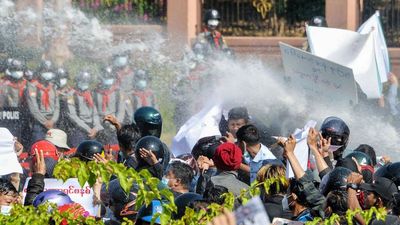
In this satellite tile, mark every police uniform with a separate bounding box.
[67,89,103,147]
[26,80,60,142]
[125,89,157,125]
[197,30,227,51]
[0,78,27,107]
[94,85,125,145]
[116,68,135,93]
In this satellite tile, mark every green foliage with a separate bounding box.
[306,207,387,225]
[0,203,101,225]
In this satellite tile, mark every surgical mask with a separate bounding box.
[113,57,128,67]
[161,177,170,188]
[0,205,12,215]
[10,71,23,79]
[136,80,147,90]
[59,78,67,87]
[41,72,55,81]
[102,78,114,86]
[78,83,89,91]
[328,145,343,152]
[207,19,219,28]
[282,194,290,211]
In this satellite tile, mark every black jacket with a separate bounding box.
[24,173,45,206]
[263,195,293,221]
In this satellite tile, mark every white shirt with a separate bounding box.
[249,144,276,183]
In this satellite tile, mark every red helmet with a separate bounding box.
[30,140,59,164]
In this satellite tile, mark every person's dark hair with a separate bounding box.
[288,178,309,207]
[228,107,249,122]
[325,190,348,216]
[0,178,18,196]
[203,185,229,205]
[236,124,260,145]
[167,161,194,189]
[117,124,141,151]
[355,144,377,167]
[188,200,210,213]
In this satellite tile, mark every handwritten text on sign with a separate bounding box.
[279,42,358,106]
[23,178,99,216]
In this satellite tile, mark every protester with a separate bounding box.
[162,161,193,197]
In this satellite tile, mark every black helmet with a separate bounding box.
[320,167,352,196]
[173,192,203,219]
[345,151,373,167]
[37,60,55,82]
[76,140,103,162]
[5,58,25,80]
[55,68,69,88]
[308,16,328,27]
[136,200,163,225]
[75,70,92,91]
[204,9,220,23]
[320,116,350,159]
[135,136,164,169]
[134,106,162,138]
[374,162,400,188]
[191,135,221,160]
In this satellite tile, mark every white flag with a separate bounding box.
[307,26,382,98]
[358,11,390,83]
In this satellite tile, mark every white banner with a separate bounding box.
[307,26,382,98]
[358,11,390,83]
[286,120,316,178]
[280,42,358,106]
[23,178,99,216]
[171,104,222,157]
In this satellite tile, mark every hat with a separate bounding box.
[45,129,70,150]
[213,142,242,171]
[360,177,398,201]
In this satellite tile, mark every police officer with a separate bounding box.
[125,69,157,124]
[197,9,228,51]
[26,60,60,142]
[112,53,135,93]
[0,58,27,107]
[55,67,74,136]
[94,66,124,145]
[67,70,103,147]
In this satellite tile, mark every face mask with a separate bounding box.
[136,80,147,90]
[59,78,67,87]
[0,205,12,215]
[113,57,128,67]
[328,145,343,152]
[282,194,290,211]
[161,177,170,188]
[78,83,89,91]
[10,71,23,79]
[41,72,55,81]
[207,19,219,27]
[102,78,114,86]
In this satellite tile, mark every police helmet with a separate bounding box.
[204,9,221,23]
[5,58,25,80]
[37,60,55,81]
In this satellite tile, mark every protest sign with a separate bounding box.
[286,120,316,178]
[23,178,99,216]
[0,127,23,175]
[307,26,381,98]
[171,104,222,157]
[235,196,270,225]
[0,107,23,140]
[358,11,390,83]
[272,218,304,225]
[280,42,358,106]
